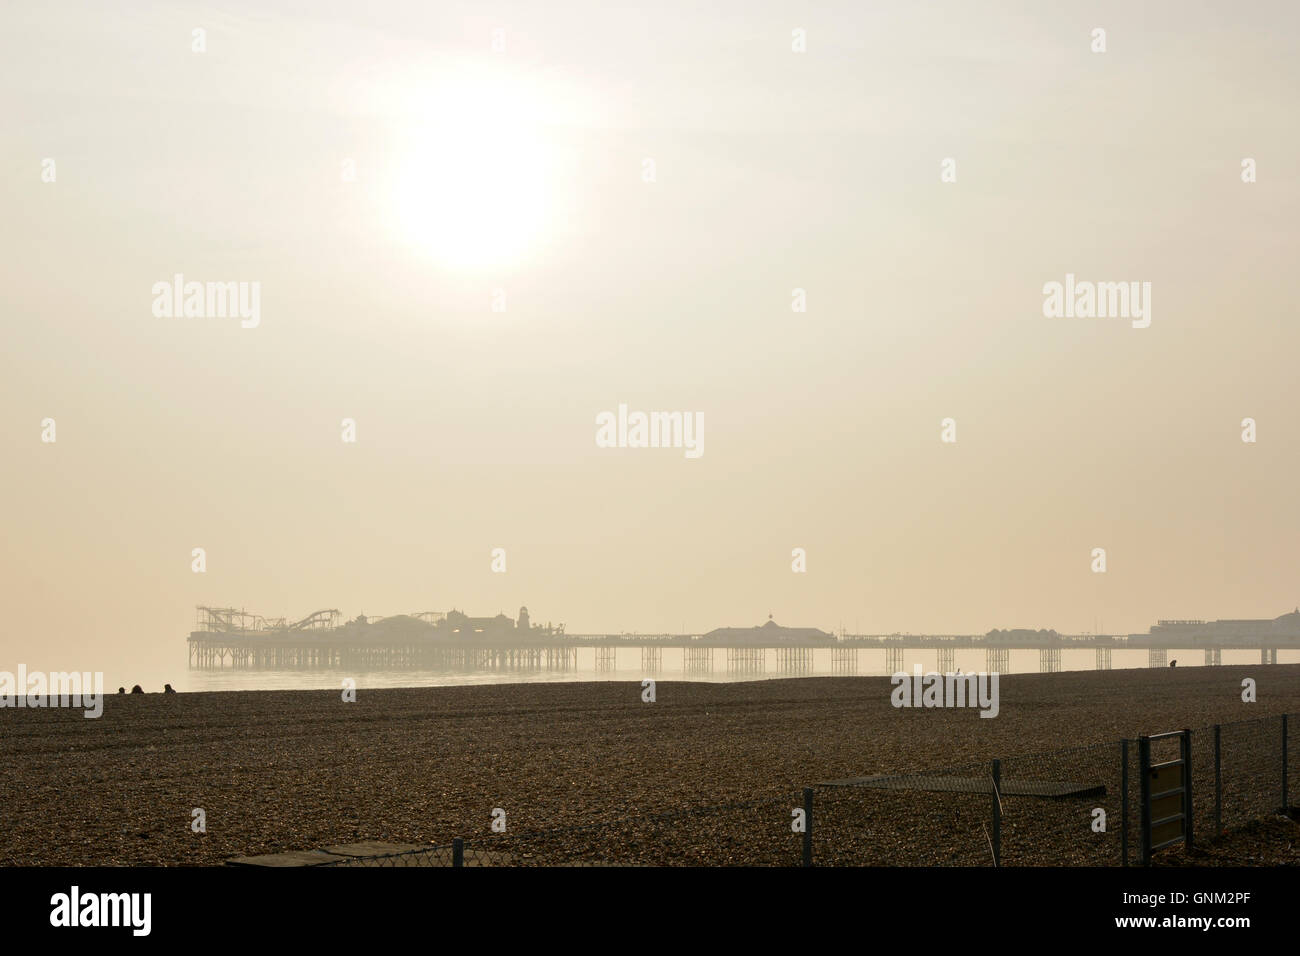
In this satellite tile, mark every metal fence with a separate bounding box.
[324,712,1292,867]
[815,712,1292,867]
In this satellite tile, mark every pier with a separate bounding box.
[187,606,1300,673]
[188,630,1300,672]
[189,640,579,672]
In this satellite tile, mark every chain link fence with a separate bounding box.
[324,795,803,867]
[326,844,460,867]
[1217,716,1286,832]
[322,713,1292,866]
[457,796,802,867]
[996,740,1123,865]
[811,760,997,866]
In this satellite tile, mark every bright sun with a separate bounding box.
[392,62,552,271]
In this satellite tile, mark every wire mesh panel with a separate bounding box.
[1187,726,1219,847]
[1218,716,1283,831]
[812,761,996,866]
[460,833,533,867]
[324,844,458,867]
[998,741,1122,866]
[1121,739,1140,865]
[455,796,804,866]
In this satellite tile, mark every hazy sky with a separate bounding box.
[3,1,1299,679]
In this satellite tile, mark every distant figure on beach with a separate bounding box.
[164,684,176,694]
[1169,659,1177,667]
[117,687,125,694]
[130,685,144,694]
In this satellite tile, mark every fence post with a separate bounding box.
[1283,714,1289,812]
[802,787,814,867]
[1138,735,1151,865]
[1120,739,1129,867]
[1182,728,1194,853]
[452,837,464,868]
[1214,724,1222,837]
[991,758,1001,867]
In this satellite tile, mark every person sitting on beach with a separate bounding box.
[164,684,176,694]
[130,685,144,694]
[117,687,126,694]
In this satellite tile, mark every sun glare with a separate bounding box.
[391,62,553,270]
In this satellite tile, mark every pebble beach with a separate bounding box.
[2,665,1298,866]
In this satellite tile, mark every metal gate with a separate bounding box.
[1138,729,1193,864]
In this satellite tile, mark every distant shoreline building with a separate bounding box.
[701,617,834,645]
[1146,609,1300,644]
[441,607,549,638]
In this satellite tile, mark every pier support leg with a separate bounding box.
[727,647,764,673]
[685,647,714,673]
[777,647,811,673]
[1095,647,1112,670]
[830,647,858,674]
[546,647,577,670]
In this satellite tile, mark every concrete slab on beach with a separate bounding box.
[227,842,514,867]
[228,842,429,866]
[226,849,347,867]
[323,841,426,857]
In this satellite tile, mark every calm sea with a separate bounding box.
[133,646,1300,693]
